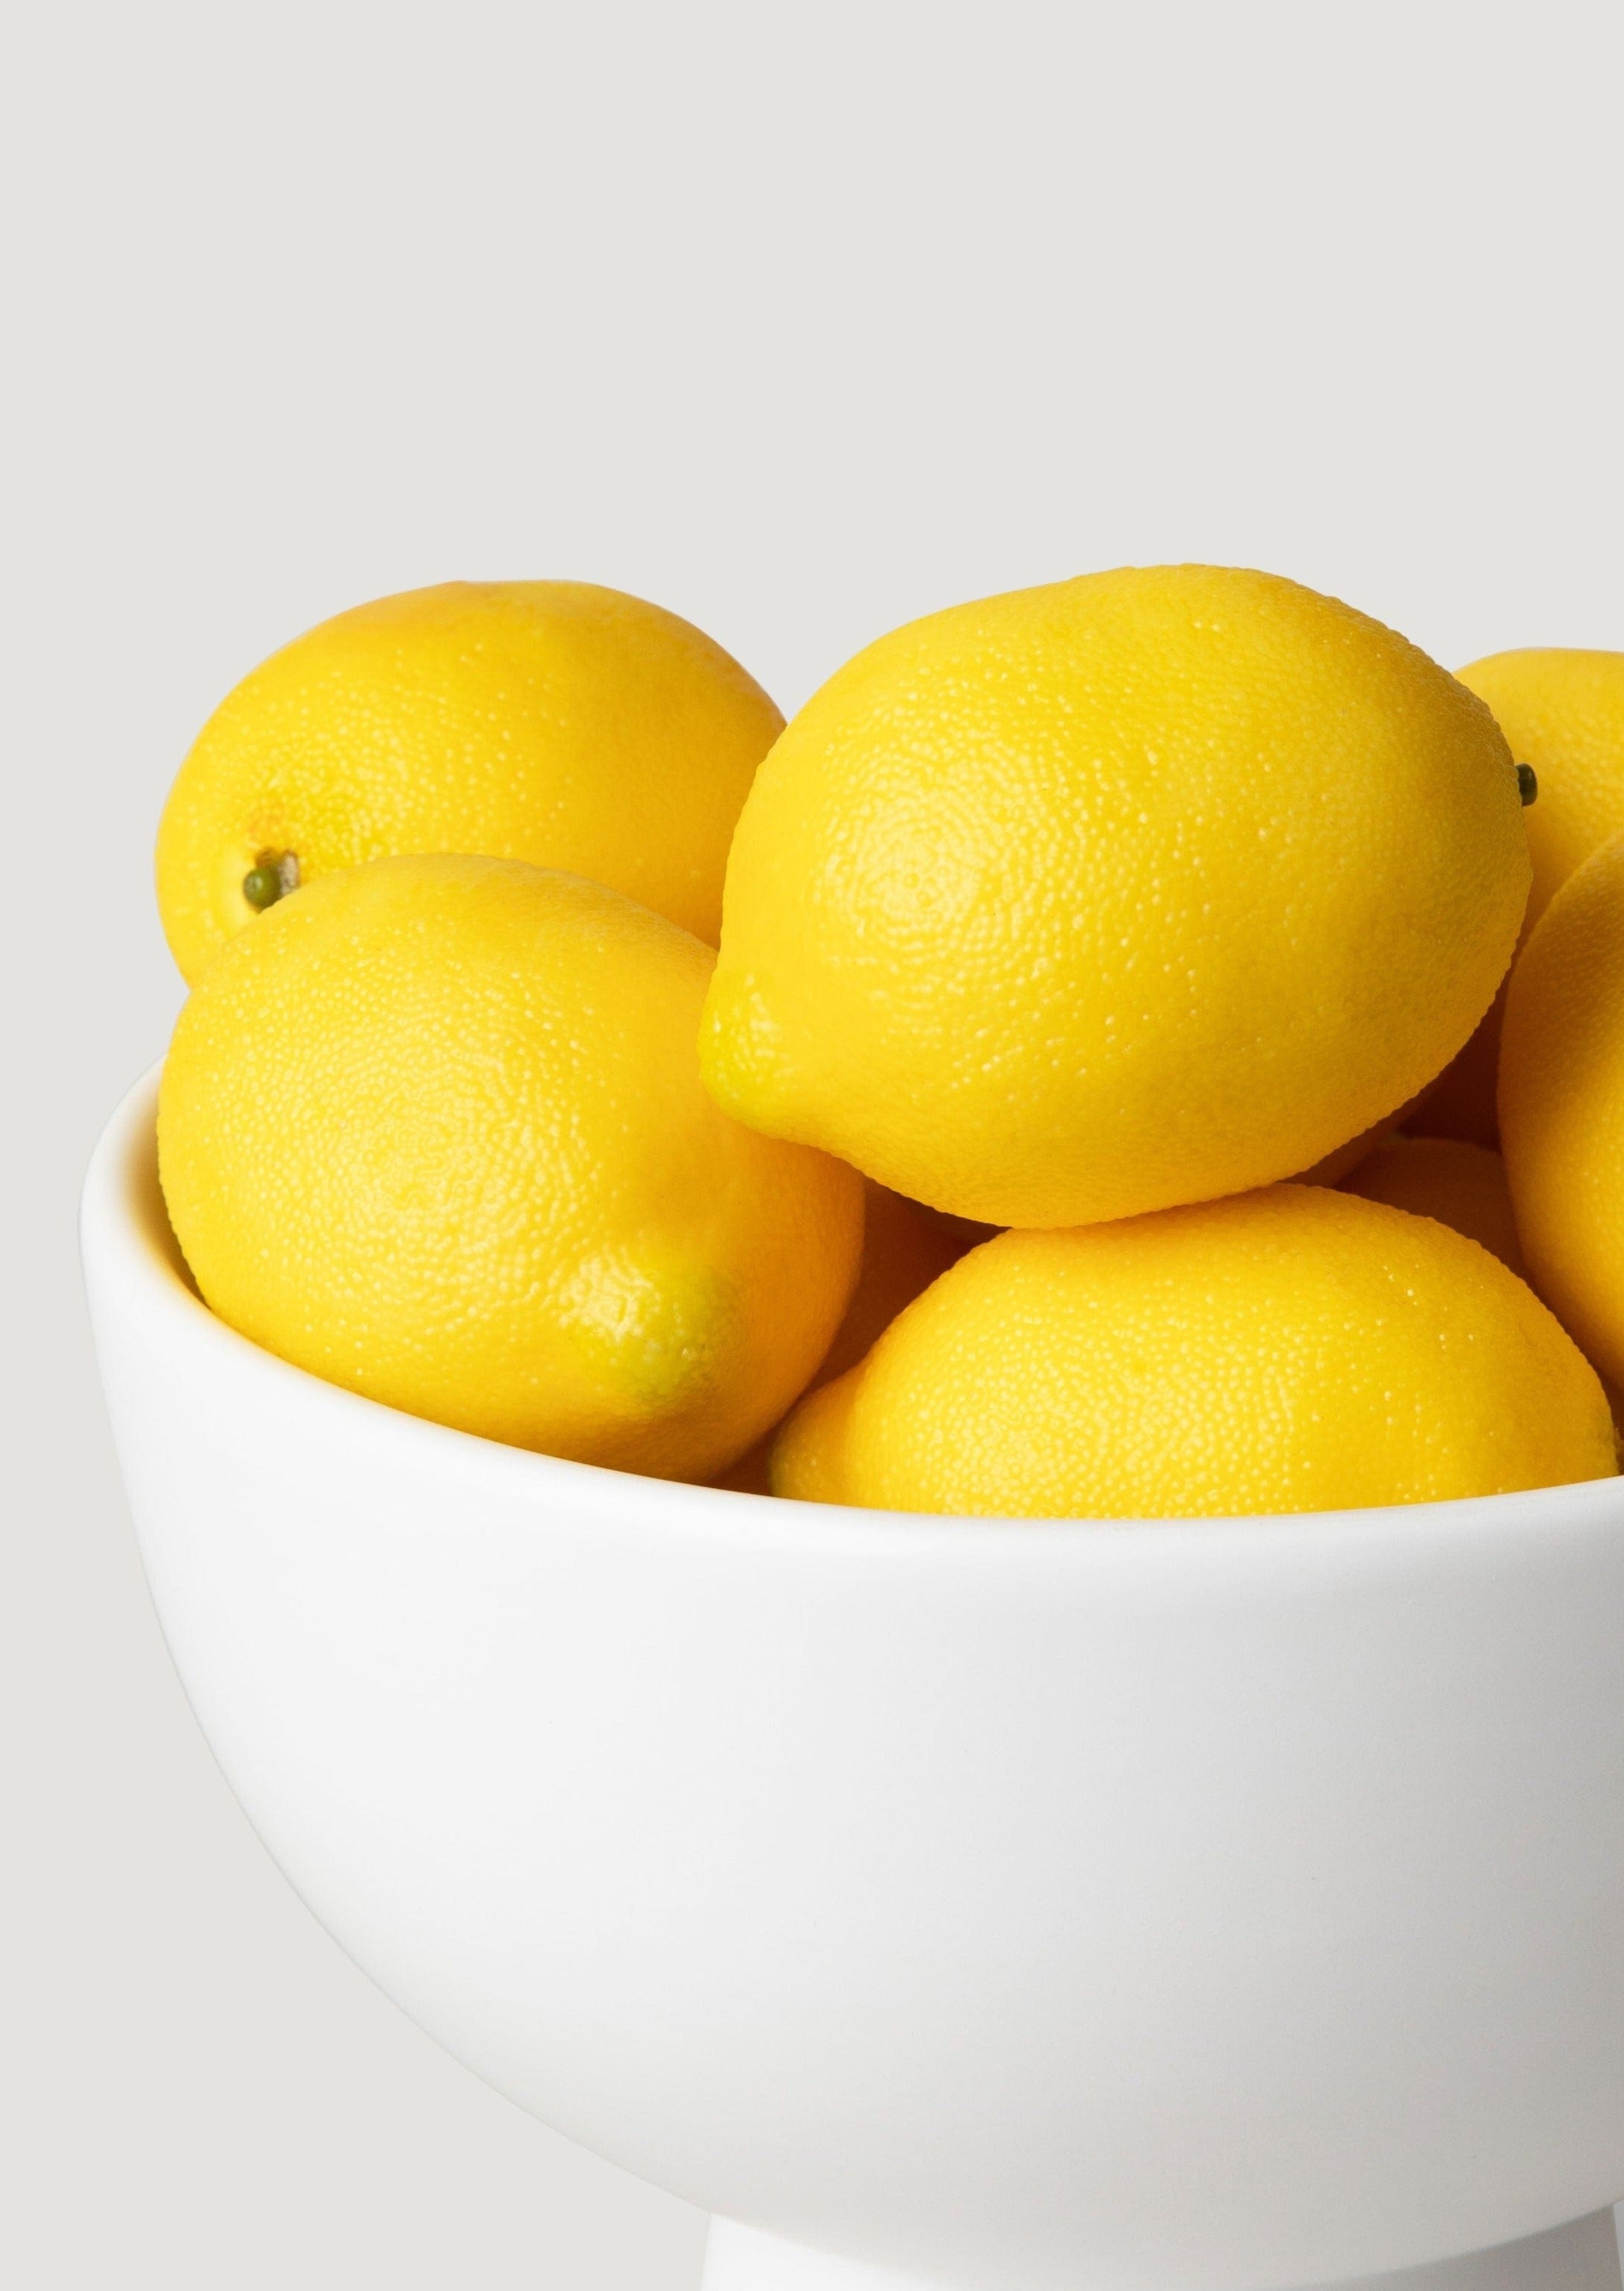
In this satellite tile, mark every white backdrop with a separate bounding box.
[4,3,1623,2283]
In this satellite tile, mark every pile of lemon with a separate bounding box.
[155,571,1624,1519]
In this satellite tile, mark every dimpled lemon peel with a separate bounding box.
[158,855,864,1480]
[1340,1135,1526,1279]
[1457,648,1624,931]
[707,1182,973,1493]
[156,580,784,982]
[769,1188,1613,1519]
[1423,646,1624,1148]
[1501,834,1624,1390]
[1411,987,1508,1151]
[701,565,1531,1230]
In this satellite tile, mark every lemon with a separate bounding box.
[1407,983,1506,1150]
[1501,834,1624,1390]
[1457,648,1624,930]
[158,855,863,1478]
[1340,1135,1525,1279]
[1292,1083,1436,1185]
[156,580,783,982]
[1420,648,1624,1149]
[707,1182,970,1492]
[771,1187,1611,1517]
[702,565,1528,1229]
[816,1182,973,1387]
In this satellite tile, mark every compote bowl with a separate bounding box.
[83,1071,1624,2291]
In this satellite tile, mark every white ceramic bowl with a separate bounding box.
[82,1070,1624,2291]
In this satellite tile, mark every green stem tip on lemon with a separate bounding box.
[242,851,299,911]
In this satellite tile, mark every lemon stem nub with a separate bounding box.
[1518,763,1538,806]
[244,851,300,910]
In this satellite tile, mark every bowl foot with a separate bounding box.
[701,2211,1621,2291]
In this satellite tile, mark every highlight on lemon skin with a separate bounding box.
[769,1188,1614,1519]
[158,854,864,1482]
[155,579,784,983]
[702,564,1530,1230]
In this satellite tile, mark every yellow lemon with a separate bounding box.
[816,1182,975,1386]
[1421,648,1624,1148]
[702,565,1528,1228]
[1292,1080,1438,1185]
[1457,648,1624,930]
[1501,834,1624,1390]
[158,855,863,1479]
[1339,1135,1525,1279]
[771,1188,1611,1517]
[156,580,783,982]
[1407,983,1506,1150]
[708,1182,971,1492]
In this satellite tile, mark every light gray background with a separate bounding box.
[6,3,1623,2284]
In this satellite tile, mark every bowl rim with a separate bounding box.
[82,1061,1624,1566]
